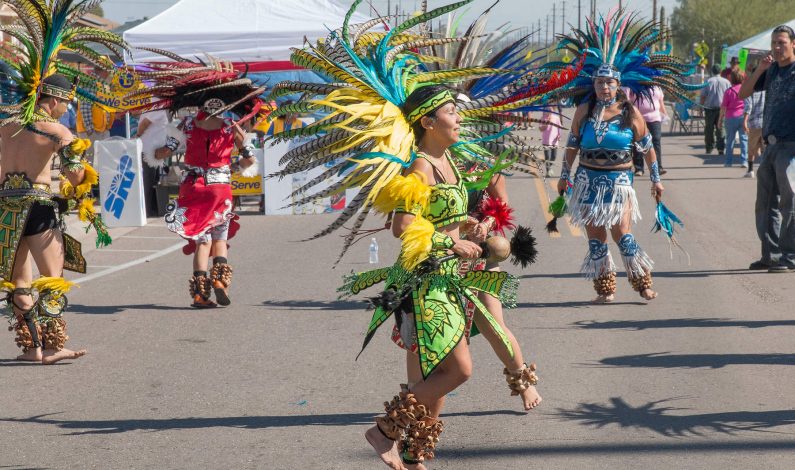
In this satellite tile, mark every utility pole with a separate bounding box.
[590,0,595,19]
[660,6,667,48]
[538,19,542,47]
[545,14,550,46]
[577,0,581,31]
[619,0,623,10]
[552,3,556,40]
[562,1,566,37]
[653,0,658,23]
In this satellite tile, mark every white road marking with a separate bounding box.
[98,249,162,253]
[73,242,184,284]
[119,236,176,240]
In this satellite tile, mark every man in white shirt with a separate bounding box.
[700,65,732,155]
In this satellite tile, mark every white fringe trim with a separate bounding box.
[580,248,617,280]
[142,150,167,169]
[621,249,654,278]
[568,177,641,228]
[240,157,260,177]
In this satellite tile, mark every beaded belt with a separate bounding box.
[580,149,632,166]
[0,183,53,198]
[184,165,232,185]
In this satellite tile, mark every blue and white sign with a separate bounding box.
[95,138,147,227]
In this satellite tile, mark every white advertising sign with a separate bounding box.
[95,138,147,227]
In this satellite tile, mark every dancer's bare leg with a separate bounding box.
[193,241,211,272]
[610,211,657,300]
[211,239,228,259]
[367,341,472,470]
[24,230,85,364]
[473,272,541,410]
[11,238,40,361]
[584,224,614,303]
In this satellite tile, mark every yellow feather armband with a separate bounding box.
[60,162,98,199]
[374,173,431,215]
[30,276,77,297]
[399,216,435,271]
[59,138,92,172]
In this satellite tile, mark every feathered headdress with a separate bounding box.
[423,2,581,178]
[0,0,131,126]
[548,8,701,104]
[122,53,267,123]
[266,0,577,264]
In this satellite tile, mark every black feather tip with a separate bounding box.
[510,225,538,268]
[545,217,560,234]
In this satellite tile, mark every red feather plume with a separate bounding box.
[480,196,515,235]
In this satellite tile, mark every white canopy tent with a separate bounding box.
[123,0,374,67]
[723,19,795,65]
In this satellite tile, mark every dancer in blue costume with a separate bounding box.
[550,9,698,302]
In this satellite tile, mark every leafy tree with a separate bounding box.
[670,0,792,64]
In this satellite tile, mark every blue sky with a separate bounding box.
[103,0,680,31]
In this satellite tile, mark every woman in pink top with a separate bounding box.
[540,102,562,176]
[625,86,668,176]
[720,69,748,167]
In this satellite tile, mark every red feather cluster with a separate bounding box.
[479,196,515,235]
[497,55,586,107]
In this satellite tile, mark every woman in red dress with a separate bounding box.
[130,58,266,307]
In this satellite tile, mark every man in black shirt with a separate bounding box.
[740,25,795,272]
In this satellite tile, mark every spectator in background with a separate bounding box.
[108,111,128,138]
[739,24,795,272]
[135,108,171,217]
[58,100,77,132]
[720,68,748,168]
[626,85,669,176]
[76,98,112,163]
[743,79,766,178]
[721,56,740,80]
[700,65,731,155]
[539,101,562,177]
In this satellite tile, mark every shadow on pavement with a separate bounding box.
[261,299,368,311]
[521,269,765,280]
[515,301,646,309]
[0,410,525,435]
[572,318,795,330]
[590,352,795,369]
[69,304,188,315]
[553,397,795,437]
[420,439,795,459]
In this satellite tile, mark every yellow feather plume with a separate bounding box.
[69,138,92,155]
[60,177,75,198]
[373,172,430,215]
[31,276,77,295]
[75,162,98,198]
[0,280,15,292]
[399,216,435,271]
[78,198,96,222]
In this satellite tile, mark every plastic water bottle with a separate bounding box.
[369,238,379,264]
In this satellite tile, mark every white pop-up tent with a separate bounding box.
[723,19,795,68]
[123,0,373,69]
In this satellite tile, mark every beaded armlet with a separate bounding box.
[58,138,92,173]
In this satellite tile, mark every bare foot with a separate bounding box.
[519,385,543,411]
[640,288,658,301]
[16,348,42,362]
[41,348,87,365]
[592,294,614,304]
[365,426,406,470]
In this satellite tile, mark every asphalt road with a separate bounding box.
[1,133,794,469]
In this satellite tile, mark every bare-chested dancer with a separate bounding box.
[1,74,90,364]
